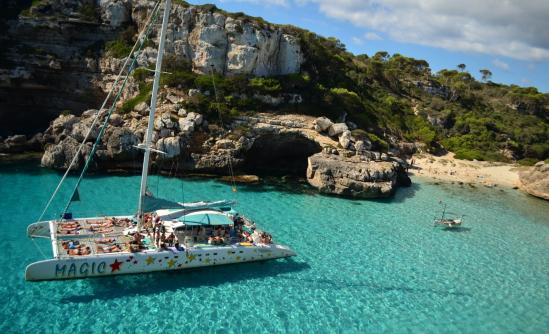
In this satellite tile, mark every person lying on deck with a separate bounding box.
[97,244,121,253]
[96,238,116,244]
[68,246,91,256]
[59,222,80,228]
[89,221,113,228]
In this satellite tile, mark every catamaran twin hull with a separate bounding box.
[25,219,296,281]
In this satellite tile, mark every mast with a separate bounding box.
[137,0,171,230]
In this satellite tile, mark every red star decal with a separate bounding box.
[110,259,123,272]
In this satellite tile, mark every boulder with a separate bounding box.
[179,119,195,134]
[156,136,181,158]
[186,112,203,126]
[328,123,348,137]
[519,162,549,200]
[134,102,149,115]
[177,108,187,117]
[306,152,409,198]
[52,114,78,134]
[41,137,84,169]
[355,140,372,154]
[313,117,333,132]
[338,130,352,149]
[110,114,123,126]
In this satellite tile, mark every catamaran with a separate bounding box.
[25,0,295,281]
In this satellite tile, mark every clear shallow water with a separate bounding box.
[0,162,548,333]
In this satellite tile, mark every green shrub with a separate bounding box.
[518,158,539,166]
[366,133,389,152]
[249,77,282,94]
[119,83,152,114]
[132,68,152,83]
[454,149,485,161]
[79,3,99,21]
[105,40,132,58]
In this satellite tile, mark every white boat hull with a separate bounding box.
[25,244,295,281]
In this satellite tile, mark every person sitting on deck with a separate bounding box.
[166,232,175,247]
[131,232,143,245]
[242,231,253,243]
[260,232,272,244]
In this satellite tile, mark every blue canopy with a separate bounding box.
[176,212,234,226]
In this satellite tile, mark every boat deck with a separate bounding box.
[55,217,134,237]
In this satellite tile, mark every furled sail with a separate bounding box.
[143,192,184,212]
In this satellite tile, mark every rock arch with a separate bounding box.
[242,132,322,176]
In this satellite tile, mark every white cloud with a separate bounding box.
[301,0,549,61]
[364,32,382,41]
[352,36,364,45]
[492,59,510,71]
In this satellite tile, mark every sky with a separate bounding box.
[186,0,549,92]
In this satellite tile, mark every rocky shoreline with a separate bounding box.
[0,109,412,199]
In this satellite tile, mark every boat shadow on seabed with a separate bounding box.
[59,258,309,304]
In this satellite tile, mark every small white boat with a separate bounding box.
[25,0,295,281]
[434,218,462,228]
[433,202,464,229]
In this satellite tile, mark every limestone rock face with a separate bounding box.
[128,4,303,77]
[519,162,549,200]
[306,152,409,198]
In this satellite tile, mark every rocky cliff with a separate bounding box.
[1,0,413,199]
[0,0,303,136]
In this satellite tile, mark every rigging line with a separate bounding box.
[208,66,238,193]
[60,14,161,217]
[37,1,162,222]
[30,237,48,260]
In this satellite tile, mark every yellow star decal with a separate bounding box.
[186,253,196,262]
[145,256,154,265]
[236,256,241,261]
[204,258,211,264]
[167,259,176,268]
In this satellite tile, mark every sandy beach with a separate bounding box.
[408,152,526,188]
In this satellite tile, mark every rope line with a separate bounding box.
[37,0,162,222]
[209,66,238,194]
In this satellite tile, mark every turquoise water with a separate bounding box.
[0,162,548,333]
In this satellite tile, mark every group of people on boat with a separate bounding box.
[58,222,81,235]
[57,217,134,236]
[61,240,91,256]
